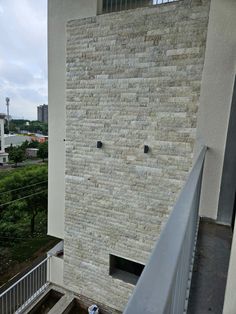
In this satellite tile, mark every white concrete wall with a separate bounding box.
[47,256,64,287]
[0,154,8,163]
[48,0,99,239]
[196,0,236,220]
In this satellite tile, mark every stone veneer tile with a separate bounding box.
[64,0,210,311]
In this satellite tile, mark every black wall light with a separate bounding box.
[97,141,103,148]
[144,145,149,153]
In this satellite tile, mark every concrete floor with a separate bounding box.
[187,220,232,314]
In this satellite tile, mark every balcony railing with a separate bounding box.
[0,256,49,314]
[102,0,179,14]
[124,146,207,314]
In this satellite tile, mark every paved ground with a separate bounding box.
[187,220,232,314]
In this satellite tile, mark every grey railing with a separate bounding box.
[0,256,49,314]
[124,146,207,314]
[102,0,178,14]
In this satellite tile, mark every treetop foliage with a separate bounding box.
[6,139,48,165]
[0,165,48,241]
[8,119,48,135]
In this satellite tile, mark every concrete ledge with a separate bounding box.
[48,294,74,314]
[24,283,121,314]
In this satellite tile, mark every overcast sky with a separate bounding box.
[0,0,47,120]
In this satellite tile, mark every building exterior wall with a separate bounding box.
[0,117,8,163]
[37,106,43,122]
[43,105,48,123]
[26,148,39,158]
[4,134,32,148]
[217,77,236,224]
[0,154,8,163]
[37,104,48,123]
[196,0,236,221]
[48,0,98,239]
[0,118,5,152]
[64,1,210,310]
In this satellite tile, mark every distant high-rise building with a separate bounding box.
[37,104,48,123]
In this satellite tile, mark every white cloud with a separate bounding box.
[0,0,47,120]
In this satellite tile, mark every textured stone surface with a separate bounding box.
[64,0,210,311]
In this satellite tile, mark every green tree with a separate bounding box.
[8,119,48,135]
[37,142,48,162]
[5,143,14,155]
[9,147,25,167]
[20,140,29,151]
[8,120,17,133]
[4,125,9,134]
[27,188,47,235]
[0,165,48,239]
[28,140,39,148]
[26,121,48,135]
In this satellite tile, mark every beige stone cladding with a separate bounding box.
[64,0,210,311]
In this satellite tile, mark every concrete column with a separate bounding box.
[48,0,98,239]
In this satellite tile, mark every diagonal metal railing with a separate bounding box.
[0,256,50,314]
[102,0,179,14]
[124,146,207,314]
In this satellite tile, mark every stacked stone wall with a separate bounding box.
[64,0,210,310]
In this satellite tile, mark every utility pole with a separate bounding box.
[5,97,10,131]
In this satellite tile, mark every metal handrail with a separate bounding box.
[0,256,50,314]
[0,257,49,298]
[124,146,207,314]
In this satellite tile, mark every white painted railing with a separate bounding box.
[0,256,50,314]
[124,146,207,314]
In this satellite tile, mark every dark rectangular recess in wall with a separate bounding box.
[109,254,144,285]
